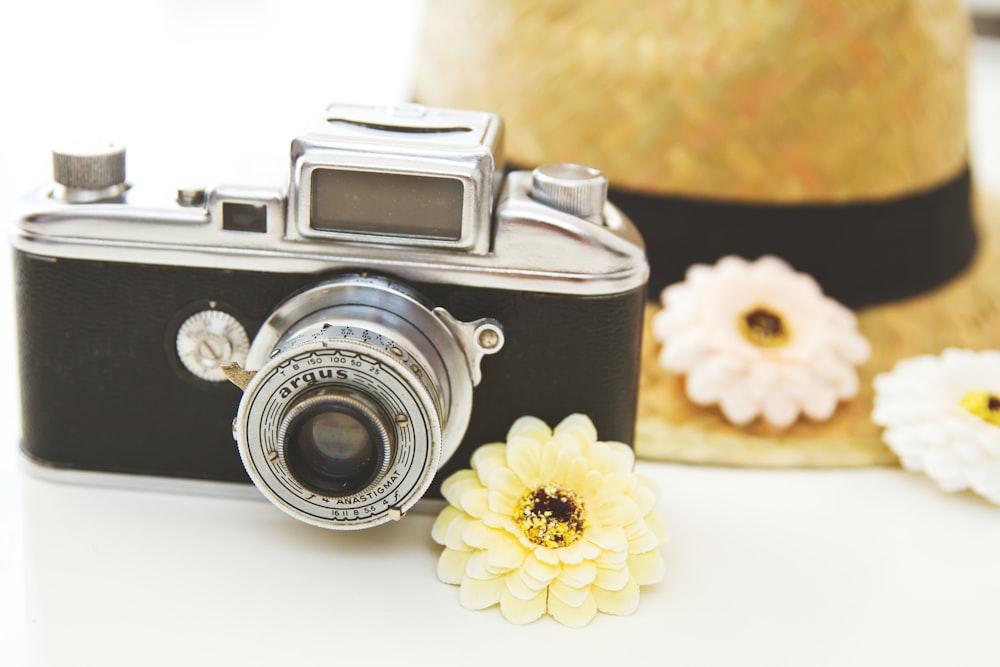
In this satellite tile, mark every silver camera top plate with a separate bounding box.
[10,103,647,297]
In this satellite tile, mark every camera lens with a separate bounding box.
[232,274,503,529]
[278,393,391,497]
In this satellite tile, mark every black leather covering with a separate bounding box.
[15,252,644,499]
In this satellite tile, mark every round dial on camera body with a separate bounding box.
[176,309,251,382]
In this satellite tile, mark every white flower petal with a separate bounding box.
[719,383,760,425]
[802,386,838,421]
[762,391,801,428]
[968,461,1000,504]
[660,330,712,372]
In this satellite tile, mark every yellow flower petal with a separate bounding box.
[431,505,463,546]
[441,469,481,508]
[507,415,552,442]
[591,471,635,500]
[521,552,561,585]
[593,577,640,616]
[533,545,560,566]
[548,589,598,628]
[628,548,666,586]
[506,435,542,488]
[464,552,492,580]
[462,519,504,550]
[460,487,488,518]
[595,547,629,568]
[516,564,552,592]
[486,467,525,515]
[485,534,528,572]
[594,563,630,591]
[437,548,471,584]
[471,443,508,487]
[444,512,475,552]
[539,435,582,483]
[459,576,503,610]
[604,441,636,473]
[634,475,659,515]
[505,569,540,600]
[549,578,592,607]
[433,416,670,626]
[624,520,661,554]
[500,586,547,625]
[585,525,628,553]
[553,414,598,442]
[558,560,598,588]
[591,495,641,527]
[645,510,670,543]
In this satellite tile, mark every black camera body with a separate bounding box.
[12,104,648,529]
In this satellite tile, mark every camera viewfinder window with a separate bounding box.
[310,169,464,240]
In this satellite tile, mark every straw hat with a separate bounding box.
[415,0,998,468]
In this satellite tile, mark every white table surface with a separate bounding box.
[1,4,998,666]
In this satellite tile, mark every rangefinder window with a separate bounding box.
[310,168,464,240]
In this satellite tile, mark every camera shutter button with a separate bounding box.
[52,140,126,190]
[530,163,608,225]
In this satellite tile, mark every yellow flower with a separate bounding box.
[432,414,668,627]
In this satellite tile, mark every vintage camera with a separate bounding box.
[12,104,648,529]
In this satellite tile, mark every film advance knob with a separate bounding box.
[530,163,609,225]
[51,140,127,200]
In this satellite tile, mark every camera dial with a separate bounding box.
[226,274,503,529]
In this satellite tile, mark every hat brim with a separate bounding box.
[636,192,1000,467]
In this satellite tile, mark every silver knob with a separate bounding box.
[530,163,608,225]
[52,140,126,198]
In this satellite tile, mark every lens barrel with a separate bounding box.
[231,274,502,529]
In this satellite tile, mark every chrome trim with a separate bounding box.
[12,172,647,295]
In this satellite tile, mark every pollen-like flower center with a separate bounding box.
[960,390,1000,427]
[739,306,790,348]
[514,485,587,548]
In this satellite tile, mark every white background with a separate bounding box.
[0,2,999,666]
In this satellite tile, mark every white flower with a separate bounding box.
[872,348,1000,504]
[651,255,870,428]
[432,414,667,627]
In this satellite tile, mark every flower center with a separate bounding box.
[959,390,1000,427]
[739,306,790,348]
[514,485,587,549]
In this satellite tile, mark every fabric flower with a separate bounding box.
[432,414,667,627]
[652,255,870,428]
[872,348,1000,504]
